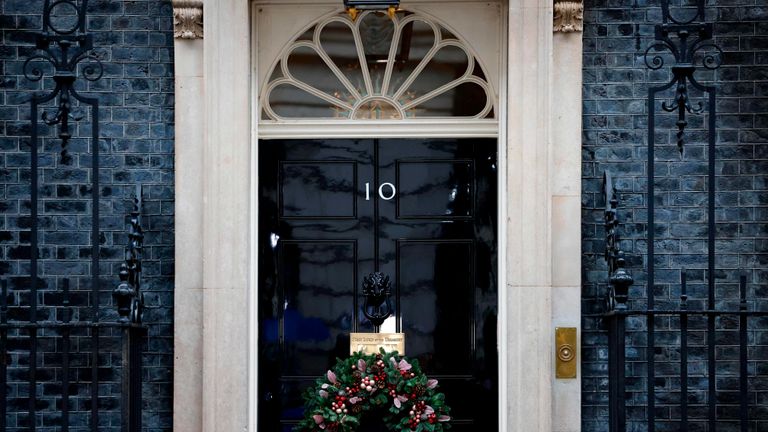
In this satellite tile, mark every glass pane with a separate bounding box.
[400,44,469,104]
[320,21,367,97]
[386,20,437,97]
[261,10,494,120]
[440,27,457,40]
[360,11,394,94]
[407,81,489,118]
[296,25,315,42]
[269,83,347,118]
[472,62,487,80]
[287,46,353,103]
[269,66,284,82]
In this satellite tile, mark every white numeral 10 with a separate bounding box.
[365,182,396,201]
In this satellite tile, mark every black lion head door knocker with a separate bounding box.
[362,272,393,330]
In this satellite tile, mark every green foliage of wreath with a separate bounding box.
[295,350,452,432]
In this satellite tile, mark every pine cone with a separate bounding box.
[415,385,426,396]
[351,404,363,414]
[377,380,386,389]
[352,371,362,381]
[371,365,380,375]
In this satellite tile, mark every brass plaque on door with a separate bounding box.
[350,333,405,356]
[555,327,577,379]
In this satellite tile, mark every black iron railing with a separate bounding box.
[0,195,145,431]
[602,178,768,432]
[0,1,146,431]
[601,0,768,431]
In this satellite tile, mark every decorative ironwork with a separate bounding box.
[643,0,722,153]
[25,0,104,161]
[603,172,633,312]
[603,171,619,274]
[362,272,393,328]
[600,2,766,431]
[115,185,145,324]
[3,2,146,431]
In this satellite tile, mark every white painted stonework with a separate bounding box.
[172,0,583,430]
[551,28,583,432]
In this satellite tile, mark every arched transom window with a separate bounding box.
[260,10,495,121]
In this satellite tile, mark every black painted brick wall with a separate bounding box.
[582,1,768,431]
[0,0,174,430]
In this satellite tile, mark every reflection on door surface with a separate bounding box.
[258,139,498,431]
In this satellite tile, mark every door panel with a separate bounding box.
[259,138,497,431]
[277,240,357,375]
[280,162,358,218]
[397,240,474,374]
[396,160,474,219]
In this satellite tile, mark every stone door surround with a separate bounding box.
[171,0,583,430]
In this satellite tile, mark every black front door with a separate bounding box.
[258,138,498,431]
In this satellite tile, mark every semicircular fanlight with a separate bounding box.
[261,10,494,121]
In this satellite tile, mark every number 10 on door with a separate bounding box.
[365,182,396,201]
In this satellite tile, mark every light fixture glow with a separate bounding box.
[343,0,400,20]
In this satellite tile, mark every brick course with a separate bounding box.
[0,1,174,430]
[582,1,768,431]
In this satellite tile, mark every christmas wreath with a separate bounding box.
[295,350,451,432]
